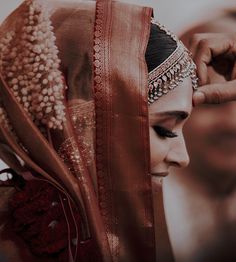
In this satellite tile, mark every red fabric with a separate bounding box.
[8,180,101,261]
[0,1,156,260]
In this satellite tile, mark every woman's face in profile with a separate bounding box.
[149,77,193,176]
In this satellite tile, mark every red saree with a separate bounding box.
[0,0,157,261]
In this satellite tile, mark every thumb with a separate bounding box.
[193,80,236,106]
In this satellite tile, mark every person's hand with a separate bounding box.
[189,33,236,105]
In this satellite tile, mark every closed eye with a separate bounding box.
[153,125,178,139]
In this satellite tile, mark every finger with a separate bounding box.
[191,33,236,58]
[194,37,236,85]
[189,33,228,58]
[231,62,236,79]
[193,80,236,106]
[194,43,211,85]
[188,34,203,57]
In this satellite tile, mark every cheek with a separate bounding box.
[149,128,169,168]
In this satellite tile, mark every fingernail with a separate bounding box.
[193,91,205,106]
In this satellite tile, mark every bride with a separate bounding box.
[0,0,197,261]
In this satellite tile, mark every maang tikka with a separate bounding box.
[148,20,198,105]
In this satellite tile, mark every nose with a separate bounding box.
[165,134,190,168]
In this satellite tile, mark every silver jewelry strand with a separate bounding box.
[148,20,198,104]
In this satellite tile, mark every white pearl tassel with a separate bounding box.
[0,0,67,131]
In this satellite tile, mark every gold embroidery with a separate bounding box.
[58,100,95,177]
[58,137,84,177]
[69,100,95,168]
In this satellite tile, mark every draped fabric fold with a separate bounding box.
[93,1,155,260]
[0,0,156,261]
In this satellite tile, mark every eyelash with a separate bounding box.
[153,126,178,139]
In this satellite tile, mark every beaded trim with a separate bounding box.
[0,0,66,130]
[148,20,198,104]
[0,104,12,131]
[151,19,178,42]
[0,101,29,153]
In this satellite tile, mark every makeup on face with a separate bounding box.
[150,110,189,139]
[149,77,193,174]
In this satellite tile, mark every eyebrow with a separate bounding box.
[151,111,189,120]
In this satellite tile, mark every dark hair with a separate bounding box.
[145,23,177,72]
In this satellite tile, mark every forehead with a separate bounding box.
[149,77,193,114]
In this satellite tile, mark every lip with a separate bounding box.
[151,172,169,177]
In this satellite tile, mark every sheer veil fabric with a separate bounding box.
[0,0,158,261]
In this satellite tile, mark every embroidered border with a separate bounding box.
[94,0,118,258]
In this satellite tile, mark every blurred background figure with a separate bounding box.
[164,8,236,262]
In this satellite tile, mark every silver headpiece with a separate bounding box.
[148,20,198,105]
